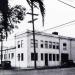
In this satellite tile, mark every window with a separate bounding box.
[53,54,55,61]
[53,42,56,49]
[4,54,7,59]
[21,53,24,61]
[18,54,20,61]
[49,41,52,48]
[21,40,23,47]
[45,41,48,48]
[31,39,33,47]
[30,39,38,48]
[41,53,43,60]
[11,53,14,59]
[35,40,38,48]
[56,43,59,49]
[0,55,1,60]
[63,43,67,50]
[57,54,59,61]
[18,41,20,48]
[9,53,10,59]
[31,53,38,61]
[40,40,44,48]
[49,54,52,61]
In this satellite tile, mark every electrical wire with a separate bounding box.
[58,0,75,8]
[42,20,75,32]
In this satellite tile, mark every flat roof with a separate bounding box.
[15,30,75,40]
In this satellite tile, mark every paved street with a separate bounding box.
[0,68,75,75]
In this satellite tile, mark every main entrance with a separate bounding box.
[61,53,69,64]
[45,53,48,66]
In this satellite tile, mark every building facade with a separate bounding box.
[0,30,75,68]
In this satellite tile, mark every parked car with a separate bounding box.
[1,61,11,69]
[61,60,75,67]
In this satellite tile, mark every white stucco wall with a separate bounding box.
[70,40,75,63]
[0,31,75,68]
[15,33,28,68]
[27,33,60,67]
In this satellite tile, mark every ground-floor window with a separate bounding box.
[41,53,43,60]
[57,54,59,61]
[53,54,55,61]
[41,53,59,61]
[49,54,52,61]
[21,53,24,61]
[31,53,38,61]
[18,54,20,61]
[30,53,59,62]
[18,53,24,61]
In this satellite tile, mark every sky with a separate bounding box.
[3,0,75,47]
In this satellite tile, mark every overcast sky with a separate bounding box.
[3,0,75,47]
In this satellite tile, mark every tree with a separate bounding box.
[0,0,26,65]
[26,0,45,68]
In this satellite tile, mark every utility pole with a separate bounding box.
[27,2,38,69]
[1,32,3,65]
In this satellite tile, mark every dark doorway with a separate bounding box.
[61,53,69,63]
[45,53,48,66]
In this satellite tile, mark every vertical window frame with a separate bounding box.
[18,54,20,61]
[21,53,24,61]
[45,41,48,48]
[53,42,56,49]
[40,40,44,48]
[11,53,14,59]
[30,39,38,48]
[49,54,52,61]
[17,41,20,48]
[21,40,23,48]
[31,53,38,61]
[63,43,67,50]
[53,54,55,61]
[49,41,52,48]
[41,53,43,60]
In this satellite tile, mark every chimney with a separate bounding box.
[52,32,58,35]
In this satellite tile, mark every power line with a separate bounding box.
[58,0,75,8]
[42,20,75,32]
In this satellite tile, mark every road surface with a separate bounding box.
[0,67,75,75]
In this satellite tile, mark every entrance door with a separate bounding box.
[61,53,69,63]
[45,54,48,66]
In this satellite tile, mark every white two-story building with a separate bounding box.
[0,30,75,68]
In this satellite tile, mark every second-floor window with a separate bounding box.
[56,43,59,49]
[4,54,7,59]
[9,53,10,59]
[49,41,52,48]
[40,40,44,48]
[63,43,67,50]
[21,40,23,47]
[11,53,14,59]
[30,39,38,48]
[53,42,55,49]
[45,41,48,48]
[17,41,20,48]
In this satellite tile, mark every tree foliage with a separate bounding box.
[0,0,26,39]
